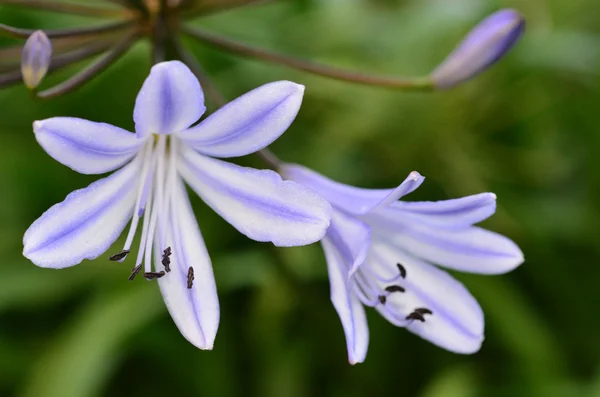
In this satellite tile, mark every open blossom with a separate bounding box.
[23,61,332,350]
[282,165,524,364]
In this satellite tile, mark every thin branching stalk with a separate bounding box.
[37,30,139,98]
[0,20,136,39]
[182,25,433,90]
[1,1,129,18]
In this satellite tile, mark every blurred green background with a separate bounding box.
[1,0,599,396]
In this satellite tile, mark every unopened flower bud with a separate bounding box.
[21,30,52,90]
[431,9,525,89]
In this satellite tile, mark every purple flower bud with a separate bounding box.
[21,30,52,89]
[431,9,525,89]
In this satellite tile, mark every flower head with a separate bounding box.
[282,164,523,364]
[23,61,332,349]
[431,9,525,89]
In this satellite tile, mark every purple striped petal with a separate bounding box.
[370,217,523,274]
[282,165,424,215]
[178,148,331,247]
[368,236,484,354]
[322,237,369,364]
[23,158,141,268]
[177,81,304,158]
[33,117,144,174]
[134,61,205,138]
[373,193,497,230]
[157,177,219,350]
[327,210,371,278]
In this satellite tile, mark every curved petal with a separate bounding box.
[367,236,484,354]
[134,61,205,138]
[178,147,331,247]
[33,117,144,174]
[368,215,523,274]
[282,165,424,215]
[23,158,141,268]
[327,210,371,278]
[373,193,497,230]
[177,81,304,158]
[322,238,369,364]
[157,177,219,350]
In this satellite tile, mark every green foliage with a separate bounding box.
[0,0,599,396]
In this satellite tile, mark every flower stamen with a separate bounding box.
[143,271,165,280]
[187,266,195,289]
[109,249,130,261]
[128,264,142,281]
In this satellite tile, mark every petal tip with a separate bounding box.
[409,171,424,181]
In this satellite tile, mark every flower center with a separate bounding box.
[108,134,194,289]
[354,261,434,325]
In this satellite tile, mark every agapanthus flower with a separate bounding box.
[23,61,332,349]
[281,165,524,364]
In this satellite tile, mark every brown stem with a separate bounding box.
[1,1,129,18]
[36,30,139,98]
[0,20,136,39]
[181,25,433,90]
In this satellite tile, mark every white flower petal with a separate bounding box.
[281,165,424,215]
[178,147,331,247]
[33,117,143,174]
[322,237,369,364]
[177,81,304,158]
[157,177,219,350]
[368,236,484,354]
[327,210,371,278]
[134,61,206,138]
[380,193,497,229]
[23,158,141,268]
[370,217,523,274]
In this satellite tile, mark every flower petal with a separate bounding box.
[178,147,331,247]
[327,210,371,278]
[134,61,205,138]
[282,165,424,215]
[33,117,144,174]
[368,236,484,354]
[322,237,369,364]
[23,158,141,268]
[157,177,219,350]
[373,193,497,230]
[177,81,304,158]
[369,218,523,274]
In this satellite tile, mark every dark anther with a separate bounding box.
[109,249,130,261]
[396,263,407,278]
[161,246,172,272]
[128,264,142,281]
[414,308,433,316]
[406,312,426,322]
[385,285,406,293]
[187,266,195,289]
[378,295,387,305]
[143,271,166,280]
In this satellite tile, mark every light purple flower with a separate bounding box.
[21,30,52,89]
[431,9,525,89]
[281,165,524,364]
[23,61,332,350]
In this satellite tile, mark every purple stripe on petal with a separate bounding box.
[282,165,424,216]
[369,238,484,354]
[322,238,369,364]
[371,192,497,230]
[177,81,304,158]
[178,147,331,247]
[157,177,219,350]
[23,158,141,268]
[34,117,144,175]
[134,61,206,138]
